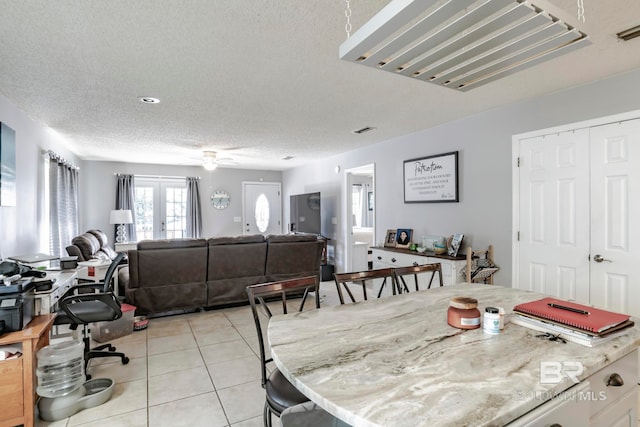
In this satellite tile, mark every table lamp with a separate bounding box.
[109,209,133,243]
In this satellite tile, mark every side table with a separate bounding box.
[0,314,56,427]
[114,242,136,253]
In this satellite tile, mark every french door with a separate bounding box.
[515,116,640,316]
[134,178,187,240]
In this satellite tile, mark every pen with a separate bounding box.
[548,303,589,315]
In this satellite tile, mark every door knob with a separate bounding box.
[593,254,612,263]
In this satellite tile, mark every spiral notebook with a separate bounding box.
[513,297,630,334]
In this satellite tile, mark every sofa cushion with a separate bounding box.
[208,234,265,245]
[266,234,318,243]
[265,237,324,282]
[206,235,267,306]
[137,238,207,250]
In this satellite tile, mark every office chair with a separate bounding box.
[54,252,129,379]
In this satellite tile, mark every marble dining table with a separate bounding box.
[268,283,640,427]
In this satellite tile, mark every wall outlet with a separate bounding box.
[233,217,241,222]
[331,217,338,225]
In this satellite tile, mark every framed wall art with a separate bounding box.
[403,151,458,203]
[0,122,16,206]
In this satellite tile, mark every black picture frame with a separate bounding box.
[403,151,459,203]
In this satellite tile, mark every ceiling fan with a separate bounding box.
[201,150,237,170]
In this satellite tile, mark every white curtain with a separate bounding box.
[48,152,79,257]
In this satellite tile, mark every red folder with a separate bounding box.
[513,297,630,334]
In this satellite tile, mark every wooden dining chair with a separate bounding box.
[393,263,443,293]
[333,268,398,304]
[247,276,336,427]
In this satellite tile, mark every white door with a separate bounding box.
[589,119,640,315]
[517,130,590,303]
[134,178,187,240]
[243,182,282,235]
[516,117,640,317]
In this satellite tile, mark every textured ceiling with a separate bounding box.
[0,0,639,170]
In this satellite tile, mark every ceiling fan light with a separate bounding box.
[203,160,217,171]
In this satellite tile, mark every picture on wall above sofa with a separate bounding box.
[0,122,16,206]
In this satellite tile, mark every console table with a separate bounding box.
[0,314,56,427]
[371,246,466,286]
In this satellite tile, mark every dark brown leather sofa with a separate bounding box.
[123,234,324,314]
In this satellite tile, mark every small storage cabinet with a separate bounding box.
[370,247,466,286]
[0,314,56,427]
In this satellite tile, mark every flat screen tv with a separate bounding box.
[290,192,321,235]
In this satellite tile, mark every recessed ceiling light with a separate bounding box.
[138,97,160,104]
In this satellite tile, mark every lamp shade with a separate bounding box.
[109,209,133,225]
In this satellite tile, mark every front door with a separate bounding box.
[243,182,282,235]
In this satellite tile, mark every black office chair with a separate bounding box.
[54,252,129,379]
[248,276,345,427]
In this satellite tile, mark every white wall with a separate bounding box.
[0,94,81,259]
[283,69,640,284]
[81,161,282,239]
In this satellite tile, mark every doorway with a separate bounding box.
[344,164,375,273]
[242,182,282,235]
[513,112,640,316]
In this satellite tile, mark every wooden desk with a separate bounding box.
[0,314,56,427]
[269,284,640,426]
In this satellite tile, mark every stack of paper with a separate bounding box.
[512,297,634,347]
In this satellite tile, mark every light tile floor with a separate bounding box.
[36,281,343,427]
[34,280,640,426]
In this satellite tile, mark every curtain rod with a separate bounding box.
[42,149,79,170]
[114,173,200,180]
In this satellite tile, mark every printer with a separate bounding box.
[0,277,35,333]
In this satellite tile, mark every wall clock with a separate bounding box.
[211,190,230,210]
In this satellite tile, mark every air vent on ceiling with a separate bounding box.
[617,25,640,41]
[353,126,375,134]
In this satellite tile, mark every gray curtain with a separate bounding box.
[115,174,137,242]
[48,152,79,257]
[186,177,202,238]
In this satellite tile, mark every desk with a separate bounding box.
[34,270,78,315]
[269,284,640,427]
[0,314,56,427]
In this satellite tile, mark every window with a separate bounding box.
[134,178,187,240]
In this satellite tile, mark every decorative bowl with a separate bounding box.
[434,244,447,255]
[415,246,427,253]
